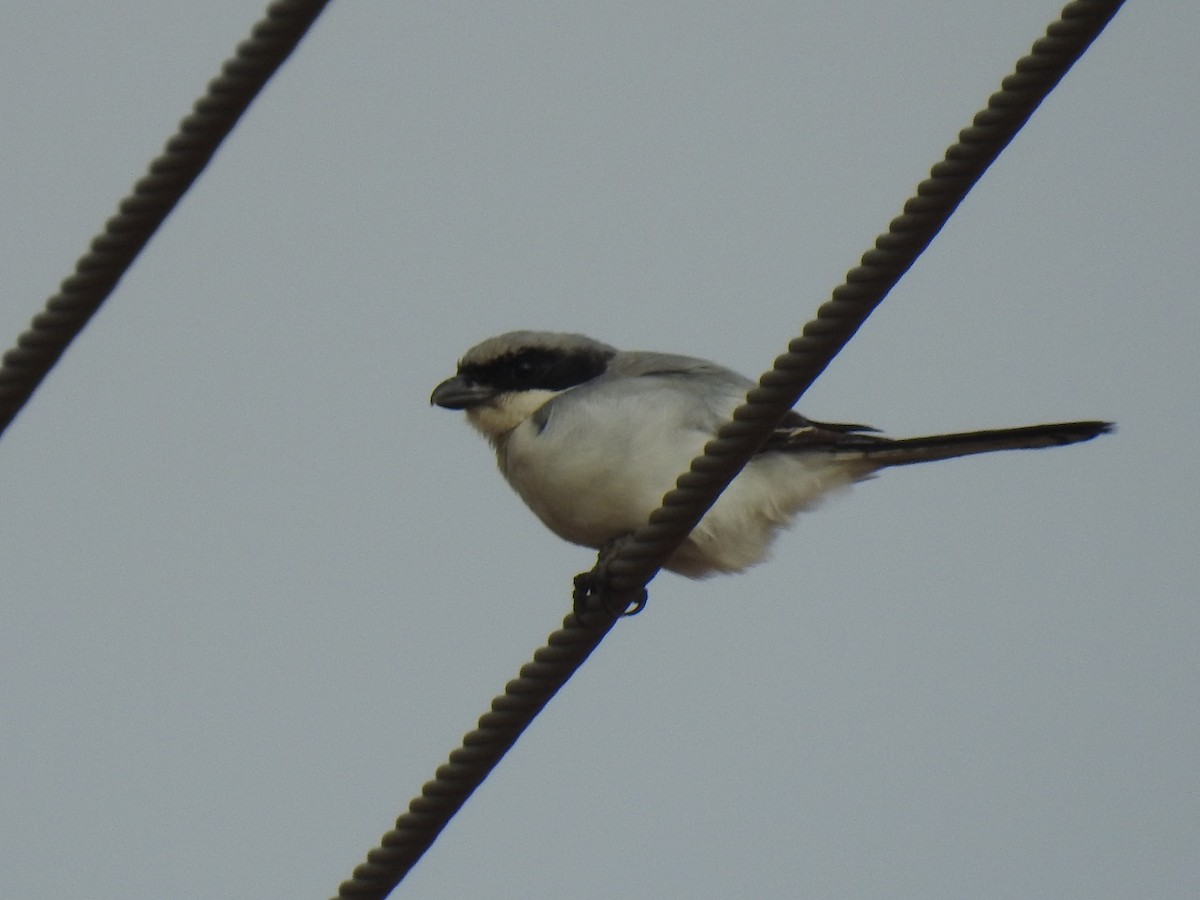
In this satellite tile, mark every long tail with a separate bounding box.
[835,420,1113,467]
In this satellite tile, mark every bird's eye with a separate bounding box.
[511,357,537,379]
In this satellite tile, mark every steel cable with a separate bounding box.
[334,612,616,899]
[0,0,332,439]
[334,2,1125,897]
[593,0,1126,604]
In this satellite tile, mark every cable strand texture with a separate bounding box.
[0,0,332,438]
[334,612,618,899]
[596,0,1125,601]
[334,3,1124,898]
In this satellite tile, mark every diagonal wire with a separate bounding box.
[334,612,617,899]
[333,2,1126,898]
[0,0,332,440]
[594,0,1126,605]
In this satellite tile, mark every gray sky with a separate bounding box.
[2,3,1196,898]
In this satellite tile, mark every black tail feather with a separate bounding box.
[842,420,1113,467]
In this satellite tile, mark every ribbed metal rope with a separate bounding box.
[333,612,617,899]
[0,0,332,439]
[595,0,1127,602]
[332,2,1125,898]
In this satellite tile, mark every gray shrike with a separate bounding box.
[431,331,1110,578]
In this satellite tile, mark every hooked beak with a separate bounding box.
[430,375,497,410]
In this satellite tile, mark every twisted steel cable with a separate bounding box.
[334,2,1126,897]
[594,0,1126,604]
[334,612,617,899]
[0,0,332,439]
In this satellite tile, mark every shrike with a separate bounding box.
[431,331,1110,578]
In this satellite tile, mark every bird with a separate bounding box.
[431,330,1111,579]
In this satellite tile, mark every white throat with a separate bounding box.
[466,389,560,442]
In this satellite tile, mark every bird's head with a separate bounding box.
[431,331,616,439]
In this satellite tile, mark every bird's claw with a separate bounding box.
[572,538,649,623]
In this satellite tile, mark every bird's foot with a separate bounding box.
[572,537,648,624]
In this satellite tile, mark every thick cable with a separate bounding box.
[0,0,332,439]
[333,2,1125,897]
[333,610,620,900]
[593,0,1126,604]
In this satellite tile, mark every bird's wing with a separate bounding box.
[761,410,885,454]
[547,348,885,453]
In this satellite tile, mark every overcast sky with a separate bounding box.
[1,2,1196,898]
